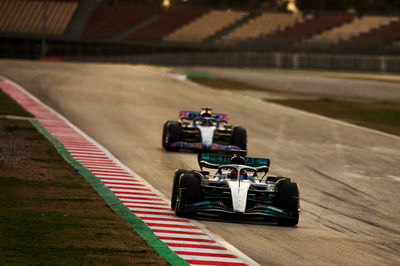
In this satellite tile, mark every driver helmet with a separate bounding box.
[201,118,211,126]
[239,169,248,180]
[229,168,238,179]
[200,107,213,117]
[230,154,245,165]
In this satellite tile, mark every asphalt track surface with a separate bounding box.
[184,66,400,102]
[1,60,399,265]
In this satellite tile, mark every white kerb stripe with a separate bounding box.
[127,207,174,214]
[170,247,232,255]
[124,203,169,208]
[98,176,138,181]
[163,240,218,246]
[116,192,157,197]
[178,255,244,263]
[109,188,151,193]
[105,184,145,189]
[143,220,193,226]
[154,233,212,240]
[148,226,204,233]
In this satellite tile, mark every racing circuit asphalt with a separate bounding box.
[184,66,400,102]
[1,60,399,265]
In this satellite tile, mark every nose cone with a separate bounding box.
[198,126,216,149]
[227,180,251,213]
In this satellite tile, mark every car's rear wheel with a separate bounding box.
[275,181,299,226]
[231,126,247,151]
[175,173,201,217]
[162,121,182,151]
[266,176,291,183]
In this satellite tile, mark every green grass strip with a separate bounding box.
[172,69,217,79]
[269,99,400,136]
[30,119,188,266]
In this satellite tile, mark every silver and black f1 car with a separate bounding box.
[162,107,247,153]
[171,153,300,226]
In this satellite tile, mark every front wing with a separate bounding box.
[181,200,295,220]
[170,141,241,152]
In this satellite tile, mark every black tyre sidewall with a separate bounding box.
[176,174,201,216]
[163,121,182,151]
[276,181,299,226]
[232,126,247,150]
[171,169,193,210]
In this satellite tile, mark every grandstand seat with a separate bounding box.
[305,16,398,44]
[163,10,247,43]
[0,0,78,35]
[269,15,353,41]
[82,5,158,39]
[124,8,207,41]
[348,19,400,45]
[219,12,304,44]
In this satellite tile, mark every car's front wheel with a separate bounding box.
[171,169,193,211]
[162,121,182,151]
[275,181,300,226]
[175,173,201,217]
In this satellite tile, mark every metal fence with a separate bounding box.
[2,36,400,73]
[67,52,400,73]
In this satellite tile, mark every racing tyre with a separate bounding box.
[231,126,247,151]
[171,169,193,211]
[276,181,299,226]
[175,174,201,217]
[162,121,182,151]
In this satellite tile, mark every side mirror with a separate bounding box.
[257,167,269,181]
[200,170,210,176]
[199,161,206,170]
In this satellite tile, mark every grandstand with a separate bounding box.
[0,0,399,71]
[267,15,354,41]
[348,19,400,44]
[163,10,248,43]
[0,0,78,36]
[123,8,207,41]
[304,16,399,44]
[81,4,158,39]
[219,13,305,44]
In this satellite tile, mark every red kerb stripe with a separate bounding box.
[166,243,226,250]
[176,251,236,258]
[120,196,163,201]
[107,186,149,191]
[146,223,199,229]
[133,211,174,216]
[185,260,247,266]
[158,236,216,243]
[152,229,206,236]
[127,206,170,211]
[139,217,191,223]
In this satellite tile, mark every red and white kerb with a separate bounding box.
[0,80,251,266]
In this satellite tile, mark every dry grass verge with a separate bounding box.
[182,71,400,137]
[0,88,168,265]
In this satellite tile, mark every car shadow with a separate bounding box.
[190,213,297,227]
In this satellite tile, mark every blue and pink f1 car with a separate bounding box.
[162,108,247,153]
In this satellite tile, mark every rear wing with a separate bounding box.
[198,153,270,169]
[179,111,229,121]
